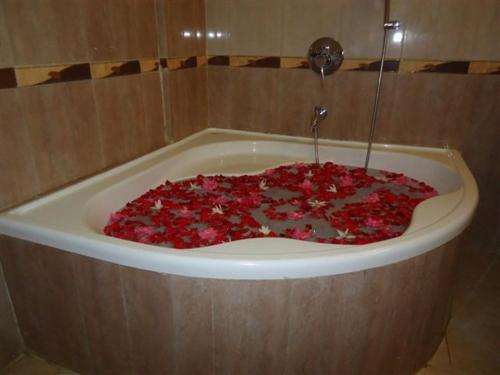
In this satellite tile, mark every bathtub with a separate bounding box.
[0,128,478,374]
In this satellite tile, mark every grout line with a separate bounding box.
[444,331,452,366]
[0,253,25,350]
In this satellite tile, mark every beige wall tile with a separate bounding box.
[81,0,158,61]
[167,67,208,140]
[0,89,40,209]
[93,75,156,167]
[207,66,280,133]
[0,2,14,67]
[393,0,500,61]
[2,0,89,65]
[206,0,284,57]
[17,81,105,193]
[163,0,206,58]
[139,72,168,151]
[375,73,473,148]
[282,0,402,59]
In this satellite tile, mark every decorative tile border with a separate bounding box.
[207,55,500,75]
[1,56,499,90]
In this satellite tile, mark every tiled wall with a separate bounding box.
[0,0,498,369]
[0,0,207,368]
[205,0,500,252]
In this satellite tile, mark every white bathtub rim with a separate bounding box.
[0,128,478,279]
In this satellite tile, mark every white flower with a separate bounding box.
[305,170,314,178]
[152,200,163,211]
[308,199,327,208]
[259,179,269,190]
[335,228,356,240]
[327,184,337,193]
[376,176,389,182]
[189,183,201,190]
[212,204,223,215]
[258,225,271,235]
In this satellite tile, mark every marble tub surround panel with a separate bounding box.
[0,259,22,369]
[0,237,459,375]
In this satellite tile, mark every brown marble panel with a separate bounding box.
[206,66,279,134]
[167,67,208,140]
[0,2,14,67]
[281,0,402,59]
[0,259,22,369]
[169,275,212,375]
[2,0,88,65]
[212,280,250,375]
[393,0,500,61]
[0,236,461,374]
[244,281,290,374]
[0,239,91,373]
[163,0,206,58]
[121,267,175,374]
[17,80,104,193]
[375,72,473,149]
[81,0,158,61]
[139,72,167,151]
[211,280,290,375]
[0,89,39,210]
[206,0,283,57]
[93,75,150,167]
[72,256,132,374]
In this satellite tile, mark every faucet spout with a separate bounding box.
[311,106,328,131]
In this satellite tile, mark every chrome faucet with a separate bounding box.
[311,106,328,131]
[311,106,328,164]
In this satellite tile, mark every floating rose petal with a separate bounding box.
[179,206,194,218]
[198,227,218,241]
[340,175,353,187]
[292,228,311,240]
[202,178,218,190]
[365,217,384,227]
[300,179,313,191]
[394,175,409,186]
[288,211,305,220]
[363,192,380,203]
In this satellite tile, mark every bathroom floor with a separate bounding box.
[2,239,499,375]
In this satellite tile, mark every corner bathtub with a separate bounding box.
[0,128,478,375]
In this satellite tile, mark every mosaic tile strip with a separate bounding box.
[399,60,470,74]
[2,56,499,90]
[0,67,17,89]
[15,63,91,87]
[467,61,500,74]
